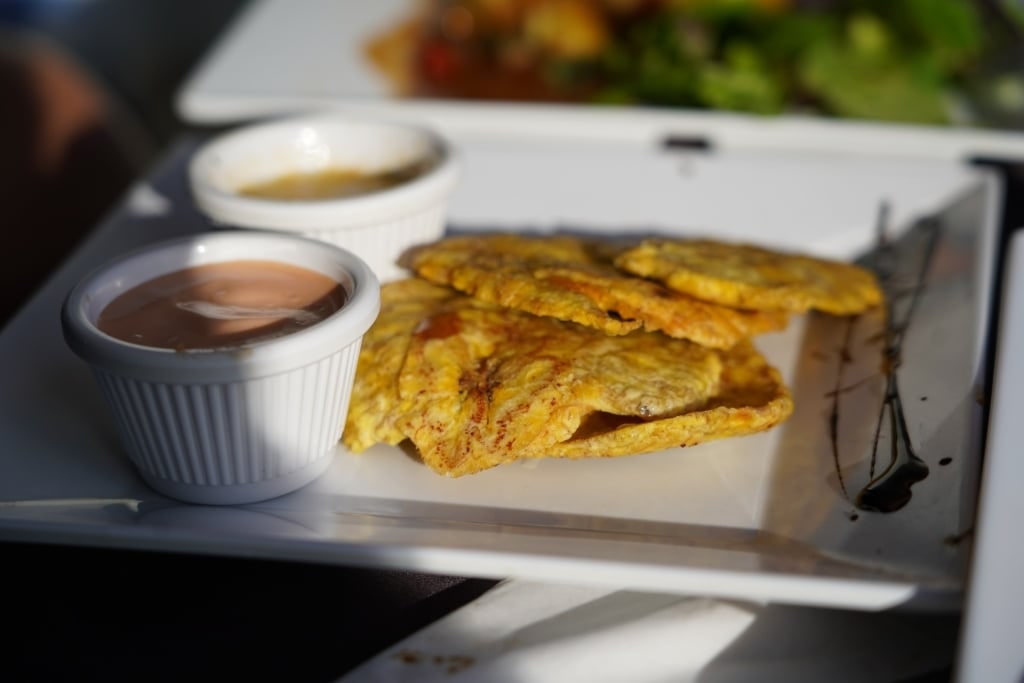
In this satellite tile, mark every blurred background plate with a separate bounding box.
[176,0,1024,161]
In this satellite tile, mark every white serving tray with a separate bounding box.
[0,126,1001,611]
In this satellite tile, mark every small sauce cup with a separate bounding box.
[62,231,380,505]
[188,113,460,282]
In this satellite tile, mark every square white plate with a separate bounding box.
[0,131,1000,611]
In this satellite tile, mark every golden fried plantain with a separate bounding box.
[403,233,788,349]
[614,239,882,315]
[343,277,792,477]
[342,278,460,452]
[543,339,793,459]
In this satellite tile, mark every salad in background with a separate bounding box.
[365,0,1024,127]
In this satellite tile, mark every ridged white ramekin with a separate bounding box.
[187,113,460,282]
[61,231,380,505]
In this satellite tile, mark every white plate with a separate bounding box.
[0,131,1000,611]
[956,230,1024,680]
[177,0,1024,161]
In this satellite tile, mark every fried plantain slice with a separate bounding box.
[397,299,724,476]
[343,278,461,452]
[542,339,793,460]
[403,233,787,349]
[614,239,883,315]
[344,278,792,477]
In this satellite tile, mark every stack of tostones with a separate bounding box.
[343,233,882,477]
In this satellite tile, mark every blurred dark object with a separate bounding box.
[0,31,139,326]
[3,0,248,146]
[0,0,248,327]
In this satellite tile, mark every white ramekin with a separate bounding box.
[187,113,460,282]
[61,231,381,505]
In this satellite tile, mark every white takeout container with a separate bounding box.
[61,231,381,505]
[187,113,460,282]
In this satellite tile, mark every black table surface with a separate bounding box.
[6,540,499,682]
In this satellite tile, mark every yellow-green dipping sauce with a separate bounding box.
[238,160,433,201]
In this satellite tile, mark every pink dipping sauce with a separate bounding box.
[97,260,347,350]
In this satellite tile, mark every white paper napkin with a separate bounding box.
[337,579,958,683]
